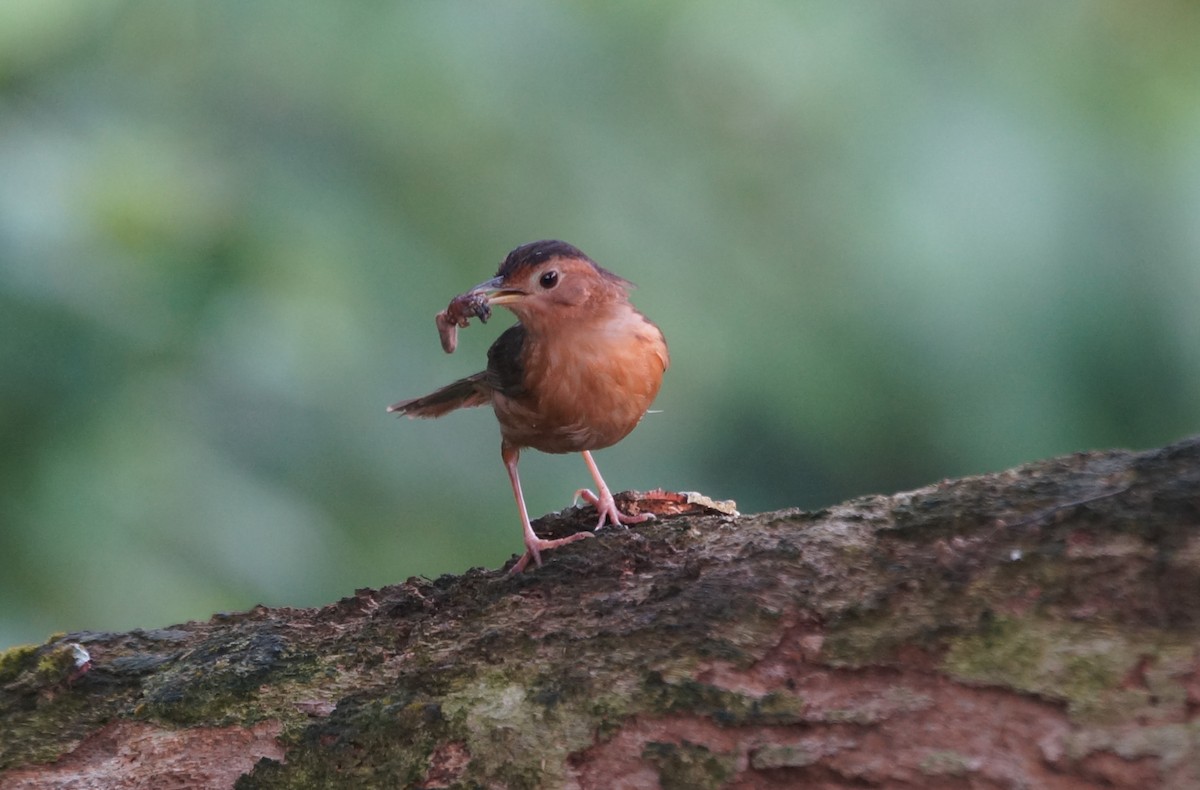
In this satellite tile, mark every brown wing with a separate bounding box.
[485,324,528,398]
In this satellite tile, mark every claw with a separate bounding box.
[508,532,593,575]
[573,483,654,531]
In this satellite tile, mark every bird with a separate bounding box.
[388,240,669,573]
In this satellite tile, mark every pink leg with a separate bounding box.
[503,443,592,574]
[573,450,657,531]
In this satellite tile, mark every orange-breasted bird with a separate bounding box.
[388,240,669,573]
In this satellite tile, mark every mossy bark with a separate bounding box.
[3,437,1200,788]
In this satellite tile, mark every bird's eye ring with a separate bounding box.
[539,271,559,289]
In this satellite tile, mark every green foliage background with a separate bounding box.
[2,1,1198,648]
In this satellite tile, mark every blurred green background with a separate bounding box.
[2,1,1198,649]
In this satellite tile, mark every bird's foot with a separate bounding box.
[508,531,594,575]
[573,488,657,531]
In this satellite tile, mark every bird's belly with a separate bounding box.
[493,338,663,454]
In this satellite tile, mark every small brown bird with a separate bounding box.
[389,240,669,573]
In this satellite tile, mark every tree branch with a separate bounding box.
[4,437,1200,788]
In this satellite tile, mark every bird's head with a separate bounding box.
[463,240,633,330]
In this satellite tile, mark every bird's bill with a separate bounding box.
[467,276,525,306]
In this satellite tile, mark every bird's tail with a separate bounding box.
[388,372,492,418]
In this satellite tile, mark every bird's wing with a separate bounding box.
[485,324,528,398]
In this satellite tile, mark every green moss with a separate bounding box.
[0,644,39,684]
[589,691,636,741]
[140,631,319,725]
[941,616,1165,721]
[750,743,820,769]
[0,639,122,771]
[241,643,810,788]
[943,618,1046,686]
[34,644,81,686]
[0,641,91,696]
[640,672,804,726]
[443,673,599,787]
[919,749,976,776]
[240,693,457,789]
[643,740,734,790]
[820,606,925,667]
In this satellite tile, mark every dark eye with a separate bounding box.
[539,270,559,289]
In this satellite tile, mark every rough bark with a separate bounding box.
[3,437,1200,789]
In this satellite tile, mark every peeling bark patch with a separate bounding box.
[0,720,283,789]
[570,614,1185,789]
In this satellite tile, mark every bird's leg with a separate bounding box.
[503,443,593,574]
[573,450,657,531]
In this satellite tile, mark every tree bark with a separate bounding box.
[3,437,1200,789]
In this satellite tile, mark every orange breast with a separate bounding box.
[493,313,668,454]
